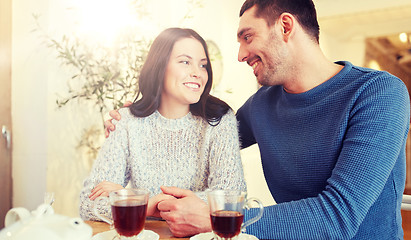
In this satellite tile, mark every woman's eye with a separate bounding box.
[200,64,207,69]
[180,60,189,65]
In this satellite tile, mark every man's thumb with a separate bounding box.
[160,186,191,198]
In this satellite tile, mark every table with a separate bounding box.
[85,220,189,240]
[403,210,411,240]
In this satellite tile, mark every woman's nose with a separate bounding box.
[190,66,200,78]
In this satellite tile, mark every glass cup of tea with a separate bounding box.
[207,190,264,240]
[93,188,150,239]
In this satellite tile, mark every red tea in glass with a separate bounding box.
[112,199,147,237]
[207,190,264,239]
[93,189,150,239]
[211,210,244,238]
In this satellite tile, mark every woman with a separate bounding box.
[79,28,246,221]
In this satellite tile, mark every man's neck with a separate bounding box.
[283,44,343,94]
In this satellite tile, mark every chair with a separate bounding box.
[402,124,411,210]
[403,195,411,210]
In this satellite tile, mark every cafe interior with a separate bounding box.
[1,0,411,238]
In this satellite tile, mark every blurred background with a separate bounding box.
[1,0,411,228]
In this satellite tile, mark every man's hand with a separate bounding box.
[89,181,124,200]
[157,186,212,237]
[104,101,132,138]
[147,193,177,218]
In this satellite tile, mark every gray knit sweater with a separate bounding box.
[79,108,246,220]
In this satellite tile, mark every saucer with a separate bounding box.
[190,232,258,240]
[91,229,159,240]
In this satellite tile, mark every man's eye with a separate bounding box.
[244,35,250,41]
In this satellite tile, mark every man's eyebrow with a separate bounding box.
[237,27,251,40]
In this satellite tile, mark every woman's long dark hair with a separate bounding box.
[129,27,230,125]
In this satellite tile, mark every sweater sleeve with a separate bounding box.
[79,108,132,221]
[244,75,410,239]
[197,110,246,201]
[236,95,257,149]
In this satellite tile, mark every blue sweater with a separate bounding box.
[237,61,410,239]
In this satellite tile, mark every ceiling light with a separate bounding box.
[399,32,408,43]
[368,60,381,71]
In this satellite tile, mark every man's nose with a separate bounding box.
[238,44,248,62]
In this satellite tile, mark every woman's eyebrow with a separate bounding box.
[177,54,207,62]
[176,54,192,59]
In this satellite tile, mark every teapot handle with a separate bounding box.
[5,207,31,227]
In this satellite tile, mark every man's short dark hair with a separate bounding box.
[240,0,320,43]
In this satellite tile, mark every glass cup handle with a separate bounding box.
[93,196,113,225]
[241,197,264,231]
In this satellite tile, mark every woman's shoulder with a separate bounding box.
[115,108,158,134]
[214,109,237,128]
[223,108,236,119]
[116,107,150,125]
[118,107,160,122]
[207,109,240,142]
[117,107,133,121]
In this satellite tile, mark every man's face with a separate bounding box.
[237,6,289,86]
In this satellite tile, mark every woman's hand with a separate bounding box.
[89,181,124,200]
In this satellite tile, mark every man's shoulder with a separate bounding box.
[336,62,405,93]
[354,67,405,91]
[236,86,281,120]
[244,85,280,100]
[345,62,401,83]
[243,85,282,106]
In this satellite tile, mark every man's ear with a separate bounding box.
[278,12,294,42]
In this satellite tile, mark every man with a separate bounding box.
[105,0,410,239]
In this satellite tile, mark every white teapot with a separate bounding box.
[0,204,92,240]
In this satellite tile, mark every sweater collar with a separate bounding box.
[152,110,195,130]
[280,61,352,104]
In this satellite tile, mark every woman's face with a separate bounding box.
[161,37,208,114]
